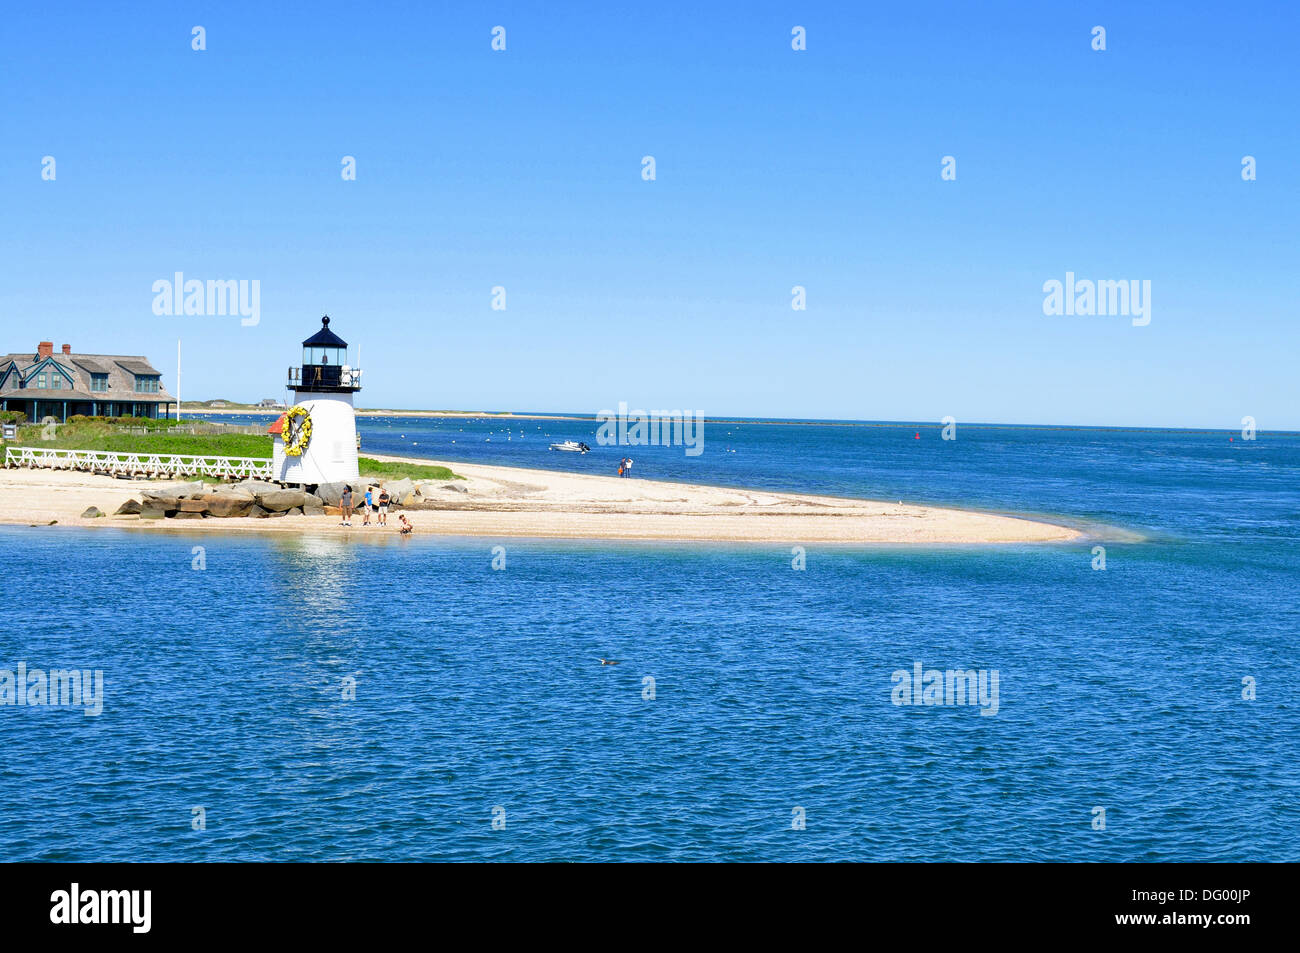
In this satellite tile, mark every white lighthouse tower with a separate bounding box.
[271,315,362,486]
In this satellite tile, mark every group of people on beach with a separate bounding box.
[617,456,634,478]
[337,485,412,534]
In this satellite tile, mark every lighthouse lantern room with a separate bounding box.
[272,315,362,486]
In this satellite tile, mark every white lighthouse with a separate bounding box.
[271,315,362,485]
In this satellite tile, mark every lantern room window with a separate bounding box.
[304,346,345,366]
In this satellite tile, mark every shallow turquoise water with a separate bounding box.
[1,422,1297,860]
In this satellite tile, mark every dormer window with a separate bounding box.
[134,375,160,393]
[91,374,108,392]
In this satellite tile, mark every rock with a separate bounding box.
[167,481,206,497]
[141,492,180,509]
[114,500,143,515]
[401,492,419,506]
[384,478,415,502]
[235,479,282,495]
[314,481,351,506]
[323,505,342,516]
[441,483,468,493]
[288,506,304,516]
[303,505,325,517]
[80,506,104,518]
[267,509,288,518]
[209,487,256,502]
[201,494,253,518]
[417,481,462,496]
[139,508,166,520]
[177,499,208,513]
[173,511,204,519]
[247,504,270,518]
[256,489,314,512]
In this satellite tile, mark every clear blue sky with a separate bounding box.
[2,2,1296,428]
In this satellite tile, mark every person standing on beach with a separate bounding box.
[378,487,390,526]
[340,485,353,526]
[625,457,633,478]
[362,487,373,526]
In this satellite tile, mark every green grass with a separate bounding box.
[8,419,462,479]
[14,418,273,458]
[358,457,462,481]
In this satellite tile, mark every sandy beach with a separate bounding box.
[0,453,1082,544]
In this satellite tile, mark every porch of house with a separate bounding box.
[0,398,173,422]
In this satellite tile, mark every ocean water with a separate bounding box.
[1,420,1297,861]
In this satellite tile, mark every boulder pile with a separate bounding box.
[107,476,467,520]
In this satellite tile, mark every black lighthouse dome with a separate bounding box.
[303,314,348,350]
[289,315,362,393]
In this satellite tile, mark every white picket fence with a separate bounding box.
[4,446,273,480]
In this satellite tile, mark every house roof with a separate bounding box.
[303,315,347,349]
[71,357,110,374]
[0,350,174,403]
[115,359,160,376]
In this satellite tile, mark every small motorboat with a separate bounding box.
[549,440,590,453]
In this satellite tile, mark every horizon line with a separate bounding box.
[178,404,1298,436]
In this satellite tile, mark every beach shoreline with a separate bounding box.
[0,453,1086,545]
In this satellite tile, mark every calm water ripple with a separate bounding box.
[1,422,1297,860]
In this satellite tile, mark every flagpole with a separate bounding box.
[176,339,182,421]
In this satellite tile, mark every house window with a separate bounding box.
[134,376,160,393]
[36,373,47,389]
[91,374,108,392]
[51,375,62,390]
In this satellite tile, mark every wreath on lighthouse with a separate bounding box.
[283,405,313,457]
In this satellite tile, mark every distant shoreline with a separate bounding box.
[182,406,588,421]
[178,406,1299,435]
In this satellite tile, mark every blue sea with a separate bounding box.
[2,417,1297,861]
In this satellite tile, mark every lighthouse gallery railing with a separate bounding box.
[4,446,273,480]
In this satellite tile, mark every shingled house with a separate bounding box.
[0,341,175,422]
